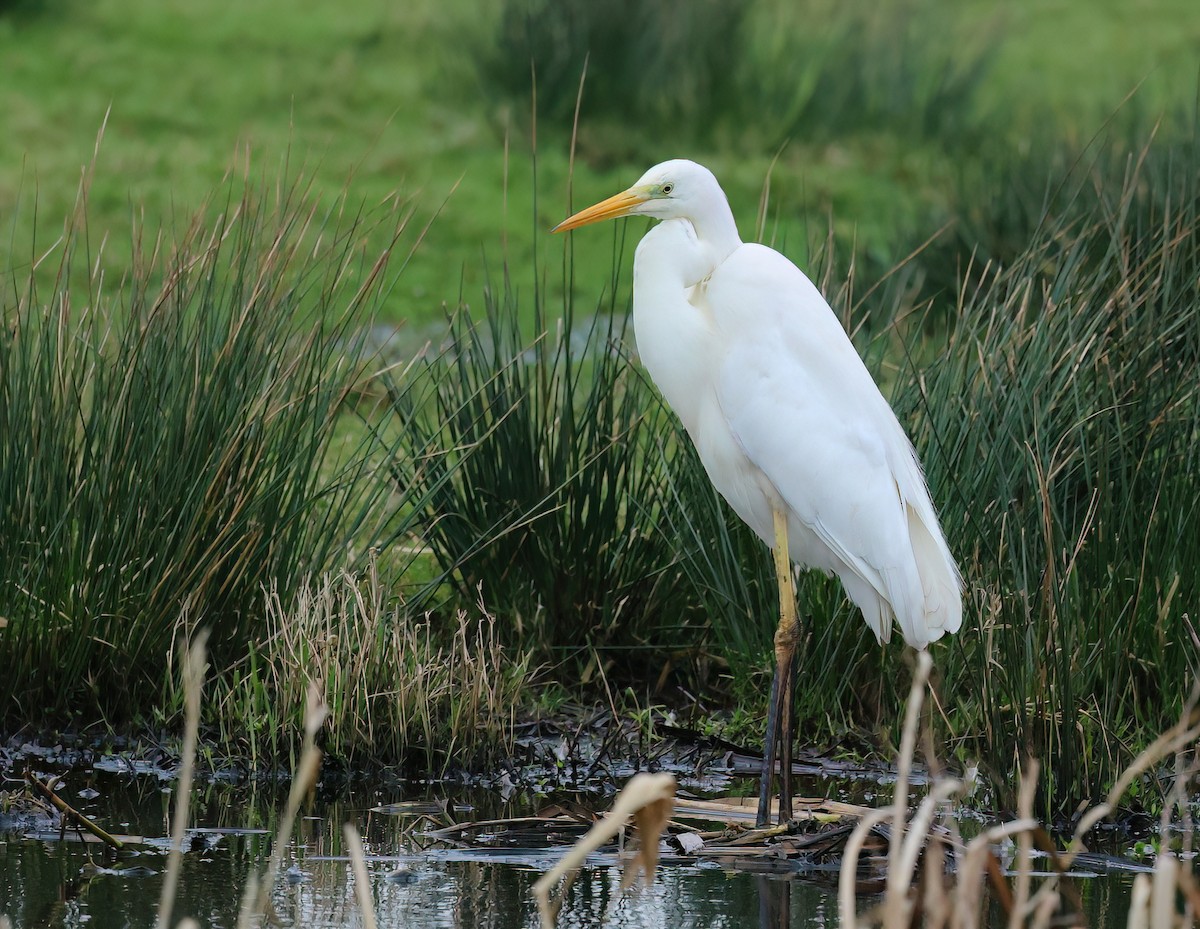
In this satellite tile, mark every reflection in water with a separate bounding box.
[758,875,790,929]
[0,775,1133,928]
[262,856,839,928]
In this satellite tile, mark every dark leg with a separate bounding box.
[757,650,788,826]
[756,507,801,828]
[757,875,791,929]
[779,643,799,822]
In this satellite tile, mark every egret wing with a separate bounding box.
[706,245,960,646]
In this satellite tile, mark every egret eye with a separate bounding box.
[661,183,674,195]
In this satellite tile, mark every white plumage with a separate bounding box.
[555,158,962,821]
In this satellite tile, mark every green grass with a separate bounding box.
[958,0,1200,125]
[380,253,688,666]
[4,0,1198,333]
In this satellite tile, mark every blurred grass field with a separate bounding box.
[3,0,1198,331]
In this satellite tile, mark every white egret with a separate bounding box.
[554,160,962,826]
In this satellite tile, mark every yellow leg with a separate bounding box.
[771,508,800,662]
[757,507,802,826]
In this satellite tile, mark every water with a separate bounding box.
[0,768,1138,928]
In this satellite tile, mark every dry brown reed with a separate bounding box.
[840,656,1200,929]
[156,630,209,929]
[343,823,380,929]
[155,631,388,929]
[533,772,677,929]
[197,563,531,769]
[235,685,327,929]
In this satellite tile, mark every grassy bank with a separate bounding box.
[0,171,403,720]
[3,0,1199,810]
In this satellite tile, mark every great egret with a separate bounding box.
[554,160,962,826]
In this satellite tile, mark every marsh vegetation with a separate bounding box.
[1,0,1198,835]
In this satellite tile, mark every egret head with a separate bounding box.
[553,159,724,232]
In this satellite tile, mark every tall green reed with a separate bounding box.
[476,0,992,153]
[0,174,410,725]
[912,130,1200,812]
[744,0,995,146]
[382,278,687,666]
[913,108,1187,306]
[482,0,750,134]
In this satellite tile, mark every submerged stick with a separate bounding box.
[26,772,124,850]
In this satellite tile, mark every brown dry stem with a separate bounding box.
[533,772,676,929]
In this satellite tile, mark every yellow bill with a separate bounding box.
[552,189,648,233]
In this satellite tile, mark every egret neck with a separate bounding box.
[630,219,720,437]
[671,181,740,284]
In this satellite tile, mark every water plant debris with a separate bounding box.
[24,771,125,851]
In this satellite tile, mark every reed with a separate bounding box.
[381,274,688,666]
[479,0,992,151]
[840,661,1200,928]
[185,564,531,771]
[911,128,1200,810]
[0,169,409,725]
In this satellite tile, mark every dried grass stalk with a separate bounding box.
[343,823,379,929]
[156,629,208,929]
[236,686,327,929]
[533,772,676,929]
[842,657,1200,929]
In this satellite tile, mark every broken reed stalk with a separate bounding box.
[157,629,208,929]
[26,772,125,850]
[1127,852,1199,929]
[1008,761,1041,929]
[236,684,327,929]
[1006,689,1200,927]
[951,817,1041,927]
[343,823,379,929]
[1124,742,1200,929]
[533,772,676,929]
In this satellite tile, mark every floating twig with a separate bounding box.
[25,771,125,851]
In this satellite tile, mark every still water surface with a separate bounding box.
[0,769,1135,928]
